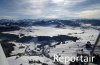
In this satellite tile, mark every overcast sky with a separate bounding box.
[0,0,100,19]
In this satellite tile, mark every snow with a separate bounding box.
[7,56,53,65]
[3,26,83,37]
[0,44,9,65]
[4,25,100,65]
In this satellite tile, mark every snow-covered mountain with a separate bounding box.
[0,19,100,65]
[0,19,100,27]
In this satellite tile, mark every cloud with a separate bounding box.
[77,9,100,19]
[52,0,64,3]
[0,0,100,19]
[21,0,86,19]
[0,16,17,19]
[69,0,100,11]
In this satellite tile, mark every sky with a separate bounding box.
[0,0,100,19]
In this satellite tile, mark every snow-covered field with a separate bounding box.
[3,26,83,36]
[3,26,99,65]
